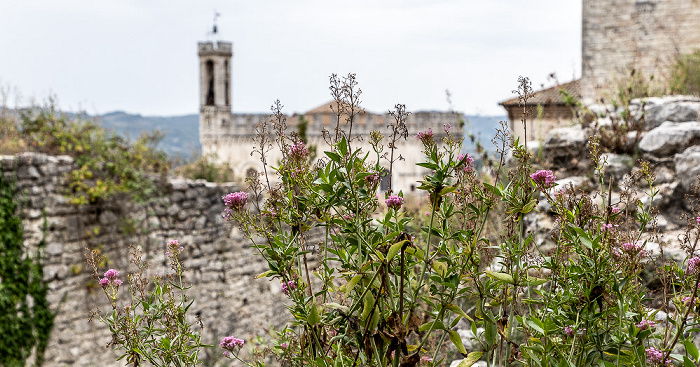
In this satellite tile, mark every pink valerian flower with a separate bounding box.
[220,336,245,356]
[696,216,700,224]
[682,296,700,306]
[281,280,296,295]
[365,172,380,187]
[621,242,647,258]
[343,213,354,220]
[457,153,474,172]
[289,141,310,162]
[563,326,575,337]
[601,223,619,231]
[530,170,556,189]
[166,240,184,258]
[385,195,403,210]
[421,356,433,364]
[416,128,434,145]
[646,347,671,366]
[611,207,622,214]
[635,320,655,330]
[443,123,452,132]
[688,256,700,275]
[280,342,288,349]
[223,192,249,211]
[99,268,122,288]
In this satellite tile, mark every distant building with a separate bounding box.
[197,34,462,194]
[500,80,581,144]
[502,0,700,142]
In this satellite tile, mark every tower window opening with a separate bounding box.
[205,60,215,106]
[380,168,391,192]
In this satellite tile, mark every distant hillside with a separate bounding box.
[97,111,200,161]
[95,111,505,162]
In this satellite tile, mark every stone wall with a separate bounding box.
[1,152,290,366]
[581,0,700,101]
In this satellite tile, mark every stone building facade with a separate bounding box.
[581,0,700,101]
[197,39,463,194]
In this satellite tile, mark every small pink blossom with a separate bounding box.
[688,256,700,275]
[281,280,296,296]
[220,336,245,356]
[457,154,474,172]
[223,191,249,219]
[563,326,574,337]
[416,129,434,145]
[365,172,380,187]
[443,123,451,132]
[601,223,619,231]
[612,207,621,214]
[289,141,310,161]
[99,278,110,288]
[421,356,433,364]
[646,347,671,366]
[280,342,288,349]
[635,320,655,330]
[621,242,647,258]
[530,170,556,189]
[385,195,403,210]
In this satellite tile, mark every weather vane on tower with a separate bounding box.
[212,10,220,34]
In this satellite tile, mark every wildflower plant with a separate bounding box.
[87,242,210,366]
[222,75,700,367]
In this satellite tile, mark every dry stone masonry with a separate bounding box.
[1,152,290,366]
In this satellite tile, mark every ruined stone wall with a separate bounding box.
[1,152,289,366]
[581,0,700,101]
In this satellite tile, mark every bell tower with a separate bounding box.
[198,13,232,157]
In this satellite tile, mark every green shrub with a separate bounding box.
[670,49,700,96]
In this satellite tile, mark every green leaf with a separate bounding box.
[525,277,547,286]
[255,270,276,279]
[445,303,474,323]
[387,241,408,263]
[361,292,375,322]
[684,356,696,367]
[432,261,448,277]
[448,330,467,355]
[418,320,445,332]
[684,339,699,361]
[456,352,483,367]
[325,151,342,163]
[308,302,320,326]
[342,274,363,298]
[485,271,515,284]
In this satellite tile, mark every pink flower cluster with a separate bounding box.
[289,141,310,161]
[635,320,655,330]
[165,240,184,257]
[443,123,451,132]
[281,280,296,295]
[365,172,380,187]
[99,269,122,288]
[223,191,249,220]
[563,325,585,337]
[416,129,434,145]
[420,356,433,364]
[220,336,245,357]
[688,256,700,275]
[601,223,619,231]
[621,242,647,258]
[457,154,474,172]
[646,347,671,366]
[682,296,699,306]
[530,170,556,189]
[385,195,403,210]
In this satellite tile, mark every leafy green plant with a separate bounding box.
[0,173,54,366]
[221,75,700,367]
[670,49,700,96]
[87,241,210,366]
[18,104,168,205]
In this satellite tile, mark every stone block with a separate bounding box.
[639,121,700,156]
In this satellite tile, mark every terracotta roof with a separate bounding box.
[500,79,581,107]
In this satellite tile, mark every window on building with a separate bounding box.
[205,60,215,106]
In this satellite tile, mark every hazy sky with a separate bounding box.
[0,1,582,117]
